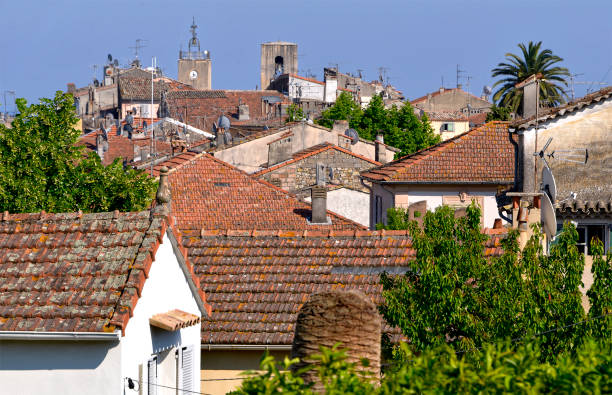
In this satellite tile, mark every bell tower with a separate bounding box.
[178,18,212,90]
[260,42,298,90]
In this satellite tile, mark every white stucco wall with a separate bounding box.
[305,188,370,227]
[371,184,503,229]
[288,76,324,101]
[121,231,202,395]
[0,339,122,395]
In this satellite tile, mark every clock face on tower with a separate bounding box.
[189,70,198,80]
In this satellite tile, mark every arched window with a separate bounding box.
[274,56,284,77]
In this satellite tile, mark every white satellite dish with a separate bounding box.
[541,193,557,241]
[541,166,557,203]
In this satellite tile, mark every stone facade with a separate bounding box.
[258,146,377,197]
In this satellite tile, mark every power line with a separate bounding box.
[125,377,210,395]
[201,377,244,382]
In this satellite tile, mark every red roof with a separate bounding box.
[183,228,506,345]
[0,207,209,334]
[163,153,365,231]
[410,87,486,105]
[361,122,515,184]
[254,142,381,176]
[166,90,289,131]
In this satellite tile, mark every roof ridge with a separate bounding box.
[193,228,506,238]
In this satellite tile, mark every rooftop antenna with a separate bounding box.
[150,56,156,177]
[129,39,148,61]
[456,64,466,88]
[356,69,363,79]
[568,72,607,100]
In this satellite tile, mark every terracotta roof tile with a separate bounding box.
[184,229,507,345]
[361,121,515,184]
[162,153,365,231]
[149,309,201,331]
[0,208,207,334]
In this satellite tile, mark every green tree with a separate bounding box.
[316,92,362,129]
[587,238,612,339]
[486,104,512,122]
[0,91,156,213]
[379,204,587,358]
[286,103,305,123]
[492,41,570,114]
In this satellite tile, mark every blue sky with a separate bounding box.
[1,0,611,109]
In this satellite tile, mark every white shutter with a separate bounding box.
[147,357,157,395]
[179,346,194,393]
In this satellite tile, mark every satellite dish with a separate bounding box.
[541,166,557,203]
[483,86,493,95]
[93,79,100,87]
[344,128,359,145]
[541,193,557,241]
[108,54,113,63]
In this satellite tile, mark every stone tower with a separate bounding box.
[260,41,297,90]
[178,18,212,90]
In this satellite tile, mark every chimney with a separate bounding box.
[238,103,250,121]
[439,87,445,94]
[95,133,108,162]
[375,133,386,163]
[216,127,224,148]
[457,84,462,90]
[153,166,171,216]
[67,83,76,94]
[516,73,541,119]
[310,162,328,224]
[268,133,293,165]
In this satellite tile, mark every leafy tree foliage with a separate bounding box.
[379,204,587,359]
[233,339,612,394]
[317,93,440,158]
[587,238,612,340]
[286,103,305,123]
[486,104,512,122]
[0,91,157,213]
[492,41,570,114]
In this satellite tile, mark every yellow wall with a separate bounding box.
[430,120,470,140]
[201,349,289,395]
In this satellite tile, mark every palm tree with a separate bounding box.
[492,41,570,114]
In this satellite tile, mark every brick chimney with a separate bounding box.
[95,133,108,162]
[310,162,328,224]
[375,133,386,163]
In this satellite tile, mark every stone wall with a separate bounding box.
[259,147,376,194]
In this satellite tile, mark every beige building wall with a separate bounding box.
[201,349,289,395]
[430,120,470,140]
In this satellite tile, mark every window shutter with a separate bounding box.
[147,357,157,395]
[180,346,194,392]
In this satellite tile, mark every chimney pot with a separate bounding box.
[311,185,328,224]
[375,134,386,164]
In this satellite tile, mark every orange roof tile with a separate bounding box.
[150,309,201,331]
[361,122,515,184]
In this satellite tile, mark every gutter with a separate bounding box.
[374,180,514,185]
[0,331,120,341]
[202,344,292,351]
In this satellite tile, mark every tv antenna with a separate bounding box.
[534,137,589,169]
[456,64,467,88]
[568,73,607,101]
[130,39,148,60]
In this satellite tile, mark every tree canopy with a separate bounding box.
[0,91,157,213]
[378,204,608,360]
[316,93,440,158]
[492,41,570,114]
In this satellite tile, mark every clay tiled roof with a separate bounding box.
[410,87,487,105]
[361,122,515,184]
[184,228,506,345]
[512,86,612,130]
[254,142,380,176]
[119,77,192,101]
[167,90,227,99]
[166,90,289,131]
[426,111,469,122]
[0,208,209,334]
[150,309,201,331]
[162,153,365,231]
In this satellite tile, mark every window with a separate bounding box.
[178,346,194,393]
[441,122,455,132]
[375,195,383,225]
[576,225,608,255]
[147,356,157,395]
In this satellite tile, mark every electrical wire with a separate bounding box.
[124,377,211,395]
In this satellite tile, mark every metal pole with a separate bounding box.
[534,79,539,193]
[150,57,155,177]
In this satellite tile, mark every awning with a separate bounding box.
[149,309,201,331]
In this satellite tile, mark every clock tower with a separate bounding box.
[178,18,211,90]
